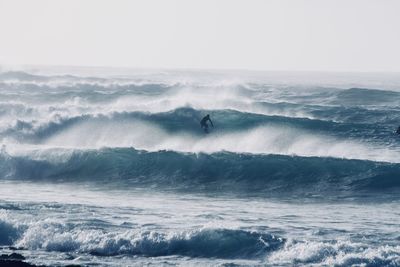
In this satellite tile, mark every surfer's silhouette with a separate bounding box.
[200,114,213,133]
[396,126,400,135]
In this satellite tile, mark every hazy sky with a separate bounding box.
[1,0,399,72]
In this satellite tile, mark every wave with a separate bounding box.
[268,239,400,266]
[1,78,305,121]
[0,220,20,246]
[2,107,398,163]
[272,87,400,105]
[0,70,139,87]
[333,87,400,106]
[1,216,399,264]
[3,71,400,120]
[2,108,309,137]
[2,72,400,153]
[1,99,398,139]
[2,148,400,198]
[0,216,283,259]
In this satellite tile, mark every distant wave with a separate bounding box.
[2,71,400,118]
[334,87,400,106]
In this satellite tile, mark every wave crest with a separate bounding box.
[1,148,400,198]
[13,221,283,259]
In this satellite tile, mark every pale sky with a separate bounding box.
[0,0,399,72]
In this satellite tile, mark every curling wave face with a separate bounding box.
[1,148,400,199]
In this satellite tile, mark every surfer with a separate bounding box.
[200,114,213,133]
[396,126,400,134]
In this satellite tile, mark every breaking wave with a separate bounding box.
[1,215,399,264]
[0,214,283,259]
[268,239,400,266]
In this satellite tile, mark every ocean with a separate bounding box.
[0,68,399,266]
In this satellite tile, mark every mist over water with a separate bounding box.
[0,68,400,266]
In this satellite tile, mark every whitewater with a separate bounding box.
[0,68,400,266]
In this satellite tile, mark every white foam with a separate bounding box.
[268,239,400,266]
[108,85,313,119]
[0,79,315,128]
[18,119,396,163]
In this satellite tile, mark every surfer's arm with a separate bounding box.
[209,119,214,127]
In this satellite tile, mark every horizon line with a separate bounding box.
[1,63,400,75]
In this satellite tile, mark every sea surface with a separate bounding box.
[0,68,399,266]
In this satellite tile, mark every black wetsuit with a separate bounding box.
[200,115,213,133]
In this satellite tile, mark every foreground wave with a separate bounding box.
[0,206,399,265]
[1,221,283,259]
[2,148,400,198]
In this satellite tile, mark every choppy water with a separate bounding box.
[0,68,399,266]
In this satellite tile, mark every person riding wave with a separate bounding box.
[200,114,213,133]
